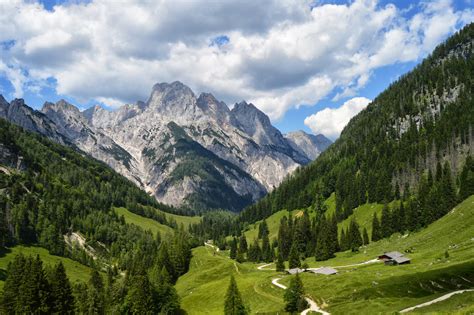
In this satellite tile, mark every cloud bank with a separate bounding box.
[304,97,371,139]
[0,0,472,120]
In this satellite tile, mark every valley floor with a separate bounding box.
[177,196,474,314]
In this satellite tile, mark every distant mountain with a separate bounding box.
[285,131,332,160]
[0,83,331,211]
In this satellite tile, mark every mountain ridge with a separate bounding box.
[0,83,331,211]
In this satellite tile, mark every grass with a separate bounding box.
[154,208,201,229]
[279,195,474,314]
[241,192,389,243]
[180,195,474,314]
[114,207,174,236]
[337,200,399,236]
[409,290,474,314]
[0,245,94,291]
[175,246,286,314]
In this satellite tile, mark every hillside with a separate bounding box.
[0,117,195,313]
[283,195,474,314]
[114,207,174,236]
[179,195,474,314]
[240,23,474,224]
[0,246,94,291]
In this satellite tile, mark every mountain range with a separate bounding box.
[0,83,331,211]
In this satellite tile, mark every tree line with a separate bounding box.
[0,253,182,314]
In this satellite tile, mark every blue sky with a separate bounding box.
[0,0,472,139]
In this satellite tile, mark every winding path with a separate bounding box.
[399,289,474,313]
[270,277,329,315]
[204,241,220,252]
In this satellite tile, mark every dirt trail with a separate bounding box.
[270,277,329,315]
[204,241,220,252]
[399,289,474,313]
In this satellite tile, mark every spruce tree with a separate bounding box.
[276,250,286,272]
[230,237,238,260]
[442,161,456,213]
[261,234,273,263]
[381,204,392,238]
[398,202,406,233]
[88,270,105,315]
[362,228,369,245]
[277,216,291,260]
[315,216,329,261]
[239,235,248,253]
[49,262,75,314]
[371,213,381,242]
[247,239,261,262]
[1,254,27,314]
[258,219,269,239]
[340,228,348,251]
[224,275,248,315]
[459,156,474,200]
[288,243,301,269]
[284,273,308,313]
[123,274,157,314]
[348,219,363,252]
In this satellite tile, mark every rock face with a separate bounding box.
[285,131,332,160]
[0,82,331,211]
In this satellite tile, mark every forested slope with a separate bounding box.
[0,117,195,312]
[240,23,474,224]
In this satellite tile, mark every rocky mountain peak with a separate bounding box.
[197,92,231,123]
[231,101,286,147]
[285,130,332,160]
[0,95,8,107]
[42,99,81,116]
[0,95,9,116]
[147,81,199,122]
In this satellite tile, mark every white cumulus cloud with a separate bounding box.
[0,0,472,120]
[304,97,371,139]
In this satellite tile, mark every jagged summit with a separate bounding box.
[285,130,332,160]
[0,83,330,211]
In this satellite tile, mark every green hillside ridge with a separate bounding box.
[178,195,474,314]
[337,200,400,236]
[155,208,202,229]
[240,194,393,243]
[0,246,93,291]
[175,245,285,314]
[408,291,474,314]
[114,207,174,236]
[278,195,474,314]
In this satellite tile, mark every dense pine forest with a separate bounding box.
[241,23,473,223]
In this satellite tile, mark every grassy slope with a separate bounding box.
[180,196,474,314]
[241,192,390,242]
[409,290,474,314]
[154,208,201,229]
[0,246,93,291]
[175,246,285,314]
[279,195,474,314]
[338,200,399,236]
[114,207,174,236]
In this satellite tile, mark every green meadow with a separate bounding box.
[114,207,174,236]
[0,245,93,291]
[178,195,474,314]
